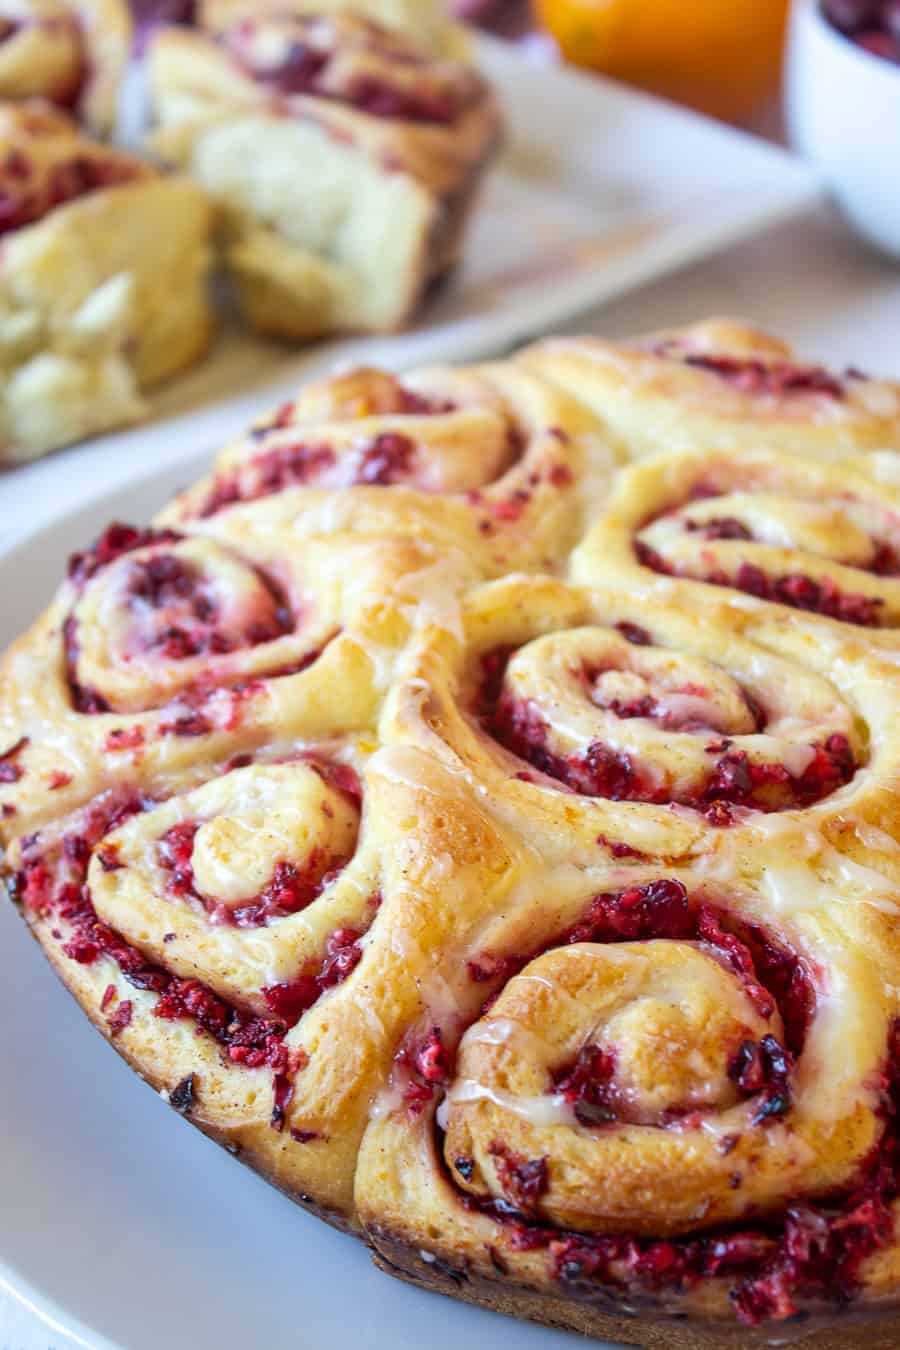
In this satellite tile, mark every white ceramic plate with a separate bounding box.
[0,457,619,1350]
[0,35,821,554]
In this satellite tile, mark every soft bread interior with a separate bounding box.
[187,115,437,337]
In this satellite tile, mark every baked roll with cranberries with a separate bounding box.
[146,9,501,339]
[521,318,900,461]
[0,0,131,133]
[0,103,213,465]
[6,325,900,1350]
[198,0,468,59]
[156,358,615,576]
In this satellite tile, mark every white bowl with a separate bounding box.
[786,0,900,258]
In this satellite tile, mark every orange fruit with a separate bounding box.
[535,0,790,124]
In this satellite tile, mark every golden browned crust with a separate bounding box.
[6,322,900,1345]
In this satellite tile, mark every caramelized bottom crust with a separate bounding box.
[369,1230,900,1350]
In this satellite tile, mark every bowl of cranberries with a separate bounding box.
[786,0,900,257]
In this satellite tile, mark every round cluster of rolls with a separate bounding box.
[6,319,900,1349]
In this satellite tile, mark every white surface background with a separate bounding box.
[1,198,899,1349]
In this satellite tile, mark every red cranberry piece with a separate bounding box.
[552,1044,617,1124]
[569,879,693,944]
[685,516,753,542]
[0,735,28,783]
[414,1026,450,1084]
[108,1000,134,1037]
[488,1141,549,1215]
[355,432,416,485]
[263,41,328,94]
[614,621,651,646]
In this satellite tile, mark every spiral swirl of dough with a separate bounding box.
[573,448,900,641]
[161,362,611,578]
[521,318,900,462]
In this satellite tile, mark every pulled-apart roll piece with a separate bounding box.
[0,0,131,133]
[0,103,213,464]
[146,8,501,339]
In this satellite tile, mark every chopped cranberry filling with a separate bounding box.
[196,433,421,516]
[635,494,897,627]
[198,443,338,516]
[228,19,462,123]
[251,39,329,94]
[343,76,458,123]
[392,1025,453,1115]
[68,524,181,587]
[262,923,368,1024]
[614,622,651,646]
[395,388,457,416]
[568,879,695,945]
[488,1141,549,1215]
[105,726,145,753]
[0,154,144,238]
[732,564,885,628]
[107,1000,133,1037]
[552,1044,618,1125]
[728,1035,792,1125]
[674,352,846,399]
[685,516,753,541]
[482,666,855,812]
[157,821,200,898]
[355,432,417,484]
[415,1026,451,1084]
[158,710,213,738]
[156,814,353,927]
[0,735,28,783]
[122,552,292,660]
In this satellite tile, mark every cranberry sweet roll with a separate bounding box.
[0,0,131,132]
[197,0,467,60]
[0,104,212,464]
[0,524,473,1220]
[0,522,460,833]
[573,447,900,644]
[354,571,900,1342]
[146,10,501,338]
[158,360,612,578]
[521,319,900,461]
